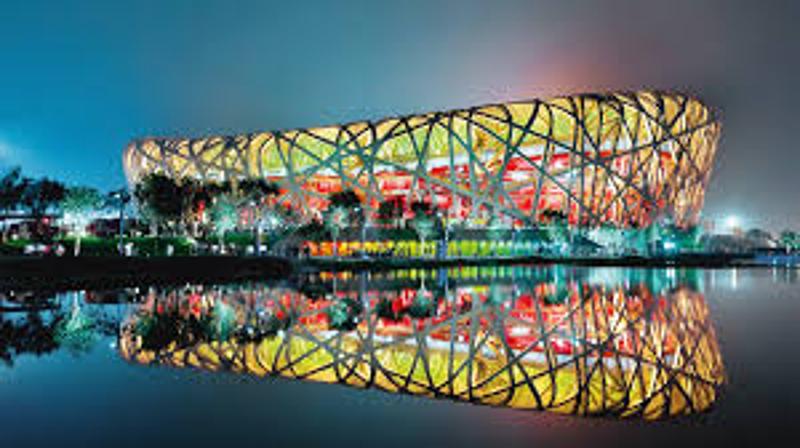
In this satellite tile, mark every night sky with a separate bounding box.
[1,0,798,231]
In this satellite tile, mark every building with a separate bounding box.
[123,91,720,228]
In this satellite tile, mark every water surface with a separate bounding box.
[1,266,796,446]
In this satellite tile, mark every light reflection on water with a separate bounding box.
[1,266,728,424]
[27,266,733,420]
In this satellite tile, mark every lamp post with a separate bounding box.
[108,189,131,256]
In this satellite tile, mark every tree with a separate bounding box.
[239,178,280,203]
[0,166,28,240]
[325,206,349,258]
[0,166,24,213]
[409,201,440,257]
[20,177,65,241]
[780,230,799,253]
[54,292,98,355]
[61,186,104,256]
[238,179,281,254]
[329,189,361,209]
[377,198,403,228]
[329,189,364,226]
[209,194,237,254]
[179,177,212,237]
[324,189,363,257]
[1,309,61,367]
[21,178,66,217]
[542,210,569,255]
[133,173,185,236]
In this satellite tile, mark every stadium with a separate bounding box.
[123,91,720,228]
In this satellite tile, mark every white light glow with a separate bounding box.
[725,215,740,231]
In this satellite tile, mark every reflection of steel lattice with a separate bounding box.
[123,91,720,227]
[119,278,725,419]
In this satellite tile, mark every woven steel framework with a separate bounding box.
[119,271,724,419]
[124,91,720,227]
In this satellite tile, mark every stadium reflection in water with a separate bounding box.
[118,266,725,420]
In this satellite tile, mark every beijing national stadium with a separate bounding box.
[123,91,720,229]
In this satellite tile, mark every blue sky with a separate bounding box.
[1,0,799,230]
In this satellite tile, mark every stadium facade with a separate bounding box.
[123,91,720,228]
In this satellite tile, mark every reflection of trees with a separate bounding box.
[1,293,122,366]
[135,310,213,351]
[0,311,61,367]
[132,293,242,351]
[54,293,98,355]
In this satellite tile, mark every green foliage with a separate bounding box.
[540,209,568,224]
[135,309,214,351]
[209,301,236,341]
[238,178,280,202]
[209,194,238,236]
[53,305,97,355]
[134,173,185,230]
[780,230,799,250]
[329,189,361,209]
[62,187,104,214]
[0,311,60,366]
[409,200,441,244]
[104,188,132,211]
[376,198,403,226]
[21,177,66,216]
[407,291,434,318]
[325,298,363,331]
[375,297,403,321]
[179,177,212,218]
[0,166,27,212]
[0,238,32,255]
[487,216,508,242]
[295,220,329,241]
[61,186,104,233]
[325,206,349,239]
[543,285,569,305]
[326,189,364,231]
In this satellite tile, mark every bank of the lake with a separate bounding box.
[0,256,291,291]
[0,252,765,292]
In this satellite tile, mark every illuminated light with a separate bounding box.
[725,215,740,232]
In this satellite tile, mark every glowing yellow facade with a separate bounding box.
[123,91,720,227]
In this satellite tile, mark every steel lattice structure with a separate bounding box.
[123,91,720,227]
[119,272,724,419]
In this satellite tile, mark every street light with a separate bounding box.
[724,215,740,234]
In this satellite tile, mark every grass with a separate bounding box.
[1,236,195,256]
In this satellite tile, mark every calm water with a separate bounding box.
[1,266,798,447]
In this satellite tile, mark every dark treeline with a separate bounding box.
[0,166,129,244]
